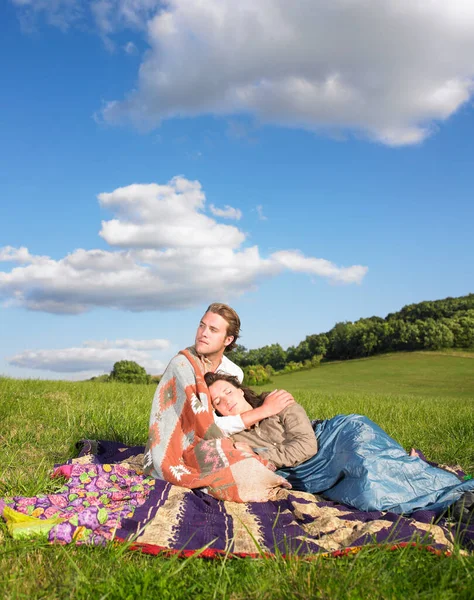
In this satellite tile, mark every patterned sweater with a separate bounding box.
[143,347,291,502]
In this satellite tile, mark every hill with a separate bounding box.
[260,350,474,400]
[230,293,474,375]
[258,351,474,470]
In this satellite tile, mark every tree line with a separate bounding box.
[228,294,474,382]
[90,294,473,385]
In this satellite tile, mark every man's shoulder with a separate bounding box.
[219,355,244,381]
[163,353,195,377]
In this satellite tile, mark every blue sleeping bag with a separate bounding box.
[276,414,474,515]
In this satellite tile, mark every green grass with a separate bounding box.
[266,351,474,399]
[1,351,474,599]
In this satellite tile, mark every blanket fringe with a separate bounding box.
[124,539,451,560]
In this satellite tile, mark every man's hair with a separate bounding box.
[205,303,241,353]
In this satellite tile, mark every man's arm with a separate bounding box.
[240,390,295,428]
[214,390,295,435]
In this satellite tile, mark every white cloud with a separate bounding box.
[6,336,170,376]
[255,205,267,221]
[7,346,164,374]
[83,338,170,350]
[0,246,50,265]
[98,0,474,145]
[14,2,474,144]
[209,204,242,220]
[98,176,245,249]
[0,176,367,314]
[272,251,368,284]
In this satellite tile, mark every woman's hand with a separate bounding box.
[261,389,295,418]
[234,442,255,454]
[234,442,277,471]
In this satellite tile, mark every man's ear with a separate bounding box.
[224,335,234,348]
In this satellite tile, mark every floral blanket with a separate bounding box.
[142,347,289,502]
[1,440,473,557]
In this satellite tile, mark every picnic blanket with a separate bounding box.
[143,347,289,502]
[1,440,473,557]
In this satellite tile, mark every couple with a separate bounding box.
[144,303,474,519]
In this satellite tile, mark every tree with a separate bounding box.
[243,365,272,386]
[447,312,474,348]
[110,360,149,384]
[326,322,355,360]
[388,294,474,322]
[307,334,329,357]
[287,341,311,363]
[417,319,454,350]
[225,294,472,372]
[387,320,421,351]
[227,344,249,366]
[259,344,287,370]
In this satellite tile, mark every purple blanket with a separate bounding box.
[1,440,473,557]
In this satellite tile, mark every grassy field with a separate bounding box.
[267,350,474,399]
[1,351,474,599]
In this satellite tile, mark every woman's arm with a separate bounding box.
[260,404,318,468]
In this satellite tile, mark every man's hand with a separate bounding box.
[239,389,296,429]
[261,389,295,418]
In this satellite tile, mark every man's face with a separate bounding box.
[194,311,233,358]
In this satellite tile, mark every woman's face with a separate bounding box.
[208,380,253,416]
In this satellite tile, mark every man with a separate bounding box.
[194,302,244,381]
[195,303,294,434]
[143,302,293,502]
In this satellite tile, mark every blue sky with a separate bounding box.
[1,0,473,380]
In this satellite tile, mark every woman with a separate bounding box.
[204,372,474,520]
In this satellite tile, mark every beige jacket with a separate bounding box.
[232,403,318,468]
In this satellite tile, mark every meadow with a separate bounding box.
[1,351,474,599]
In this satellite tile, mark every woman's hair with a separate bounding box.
[205,303,241,353]
[204,371,268,412]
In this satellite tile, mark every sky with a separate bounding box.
[1,0,473,380]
